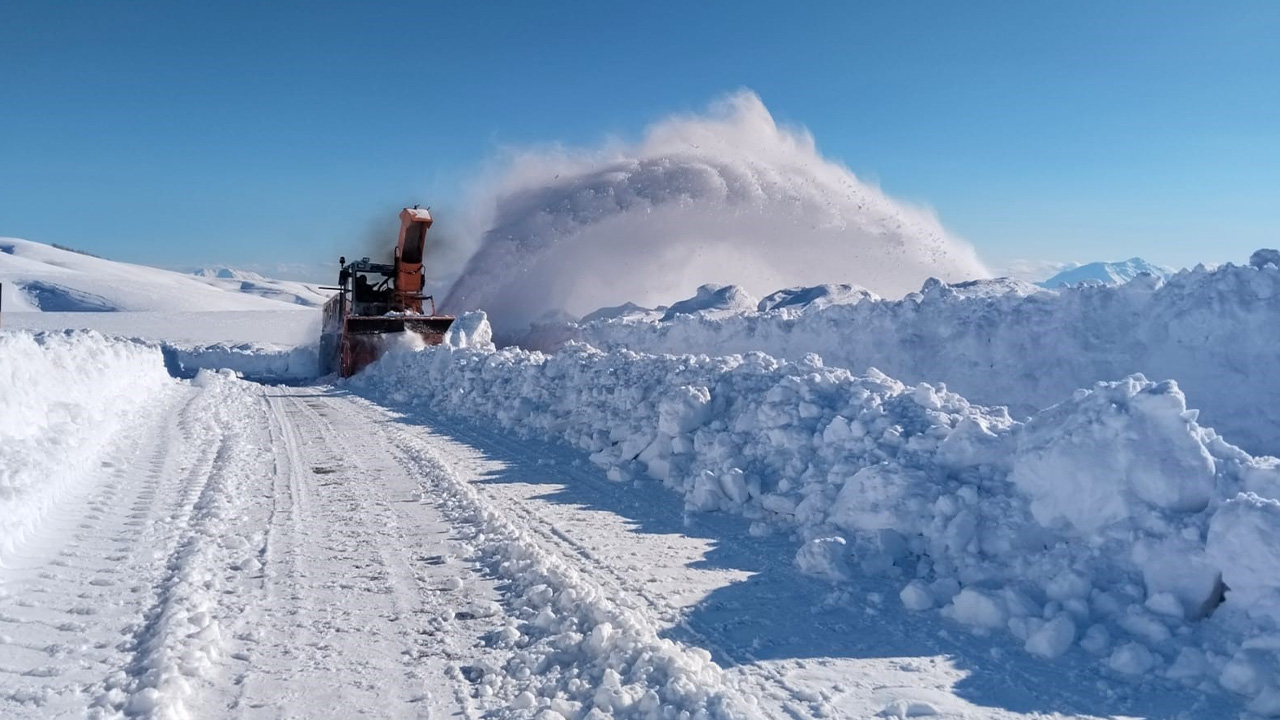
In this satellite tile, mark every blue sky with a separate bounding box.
[2,1,1276,278]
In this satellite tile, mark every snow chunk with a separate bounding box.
[943,588,1006,631]
[794,536,850,582]
[757,284,876,313]
[1109,642,1157,676]
[1025,615,1077,659]
[444,311,495,351]
[1251,249,1280,269]
[660,284,758,321]
[1207,493,1280,624]
[900,580,934,611]
[1009,376,1215,534]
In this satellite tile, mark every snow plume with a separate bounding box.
[441,91,988,341]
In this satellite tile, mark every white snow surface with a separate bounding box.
[0,331,173,562]
[8,238,1280,717]
[572,259,1280,455]
[0,238,326,313]
[351,317,1280,715]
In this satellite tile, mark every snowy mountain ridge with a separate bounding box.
[1038,257,1175,288]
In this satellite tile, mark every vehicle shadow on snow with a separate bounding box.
[354,391,1232,720]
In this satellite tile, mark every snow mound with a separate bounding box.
[758,283,877,313]
[350,337,1280,714]
[1039,257,1174,288]
[660,284,758,321]
[441,91,988,341]
[1251,249,1280,269]
[581,302,663,325]
[576,257,1280,455]
[0,331,173,561]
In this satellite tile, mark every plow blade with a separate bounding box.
[338,315,455,377]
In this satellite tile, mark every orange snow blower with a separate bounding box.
[320,207,455,377]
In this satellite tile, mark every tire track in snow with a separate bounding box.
[0,384,193,717]
[105,372,271,719]
[340,393,759,719]
[210,388,509,720]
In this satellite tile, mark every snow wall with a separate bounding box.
[161,342,318,382]
[0,331,173,562]
[353,317,1280,715]
[575,260,1280,456]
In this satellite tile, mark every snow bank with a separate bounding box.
[577,259,1280,455]
[351,326,1280,713]
[0,331,172,561]
[161,342,318,382]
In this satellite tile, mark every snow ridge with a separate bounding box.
[576,258,1280,455]
[352,321,1280,715]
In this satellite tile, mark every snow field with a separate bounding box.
[575,257,1280,455]
[0,238,313,313]
[0,331,173,563]
[355,314,1280,714]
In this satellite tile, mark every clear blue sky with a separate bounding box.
[2,1,1276,277]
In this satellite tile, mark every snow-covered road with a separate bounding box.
[0,375,1236,719]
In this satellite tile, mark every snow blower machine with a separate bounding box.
[320,207,455,377]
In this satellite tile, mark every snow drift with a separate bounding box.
[351,317,1280,714]
[442,91,987,341]
[575,257,1280,455]
[0,331,173,562]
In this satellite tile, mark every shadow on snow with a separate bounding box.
[331,384,1232,720]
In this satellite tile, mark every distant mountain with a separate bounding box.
[1038,258,1174,288]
